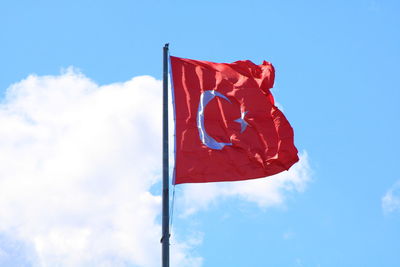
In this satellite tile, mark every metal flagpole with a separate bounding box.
[161,43,170,267]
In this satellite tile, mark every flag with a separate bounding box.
[170,56,299,184]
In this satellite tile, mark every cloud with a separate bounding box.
[283,230,295,240]
[0,68,311,266]
[382,181,400,214]
[176,152,311,216]
[0,68,201,267]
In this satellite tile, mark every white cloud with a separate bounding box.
[382,181,400,214]
[283,230,295,240]
[0,68,200,267]
[0,68,311,266]
[177,152,311,216]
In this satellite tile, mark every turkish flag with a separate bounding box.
[170,56,299,184]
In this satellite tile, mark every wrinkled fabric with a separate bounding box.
[170,56,298,184]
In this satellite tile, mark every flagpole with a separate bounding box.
[162,43,170,267]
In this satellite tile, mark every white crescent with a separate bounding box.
[197,90,248,150]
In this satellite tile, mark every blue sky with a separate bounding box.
[1,0,399,266]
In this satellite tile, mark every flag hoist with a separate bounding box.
[161,43,170,267]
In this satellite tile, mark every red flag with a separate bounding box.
[170,56,299,184]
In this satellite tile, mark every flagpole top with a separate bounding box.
[164,43,169,49]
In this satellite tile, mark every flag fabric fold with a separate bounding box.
[170,56,299,184]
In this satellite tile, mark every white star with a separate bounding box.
[234,111,249,133]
